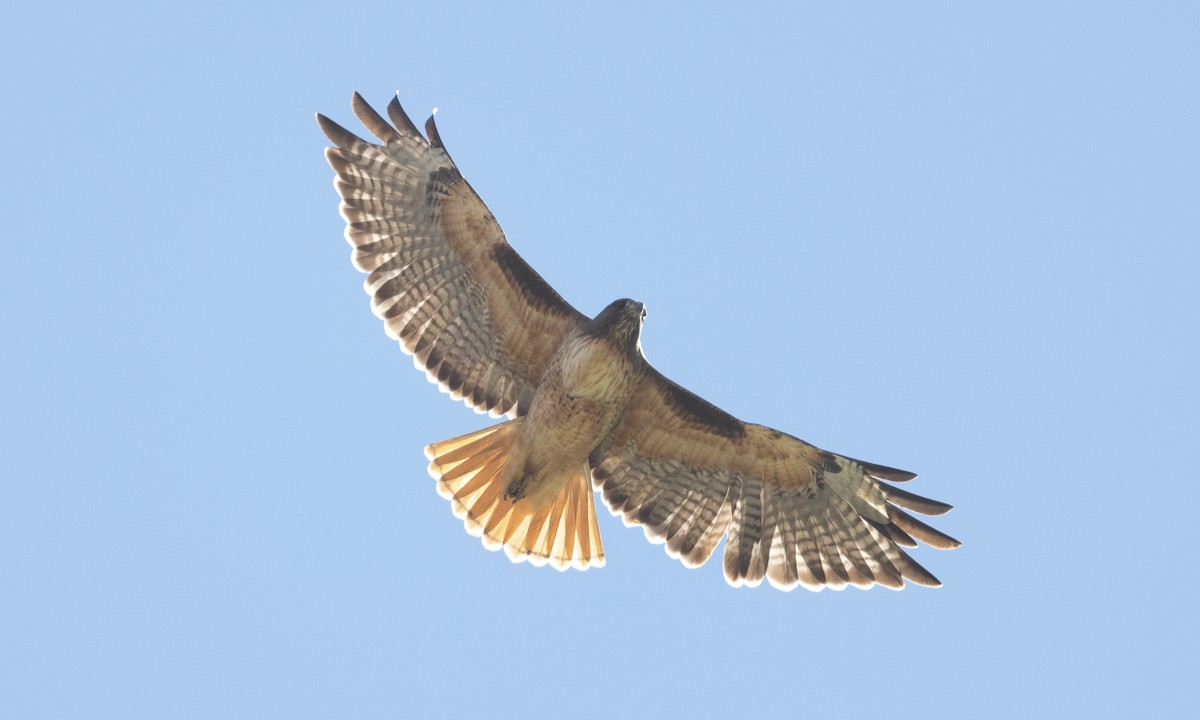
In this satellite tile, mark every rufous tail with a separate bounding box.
[424,420,605,571]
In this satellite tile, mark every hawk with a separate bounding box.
[317,92,959,591]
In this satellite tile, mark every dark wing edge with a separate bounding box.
[589,367,959,592]
[318,92,586,418]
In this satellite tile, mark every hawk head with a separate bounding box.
[588,298,646,353]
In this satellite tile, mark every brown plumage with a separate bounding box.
[318,91,960,590]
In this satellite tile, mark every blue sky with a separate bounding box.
[3,1,1197,717]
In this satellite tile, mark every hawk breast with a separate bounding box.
[560,335,634,399]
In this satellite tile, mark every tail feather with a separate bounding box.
[545,484,571,562]
[508,501,552,562]
[425,421,605,571]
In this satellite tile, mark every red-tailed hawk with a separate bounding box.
[317,92,959,591]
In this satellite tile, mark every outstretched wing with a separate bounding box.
[318,93,586,417]
[589,367,959,591]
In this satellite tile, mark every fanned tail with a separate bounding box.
[425,421,605,571]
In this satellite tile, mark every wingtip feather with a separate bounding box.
[316,112,362,147]
[387,94,424,139]
[352,91,403,143]
[425,111,444,149]
[883,483,955,516]
[890,507,962,550]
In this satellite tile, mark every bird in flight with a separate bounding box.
[317,92,959,591]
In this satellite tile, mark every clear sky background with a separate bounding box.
[3,2,1197,718]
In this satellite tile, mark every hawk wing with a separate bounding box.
[589,366,959,591]
[317,93,585,417]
